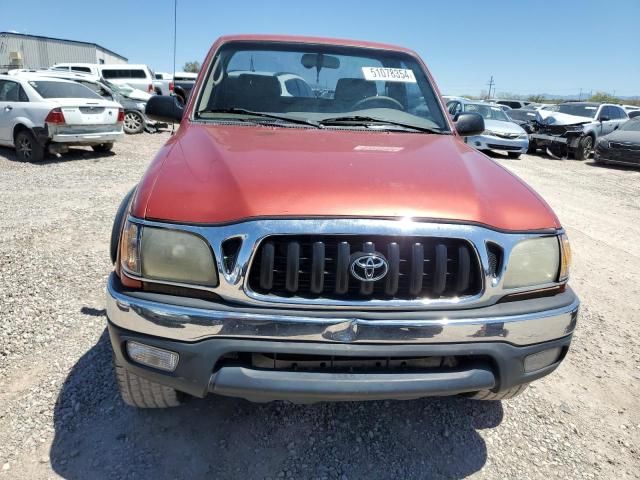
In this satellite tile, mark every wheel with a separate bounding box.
[123,111,144,134]
[92,143,113,152]
[507,152,521,159]
[466,383,529,401]
[15,130,45,162]
[114,359,183,408]
[526,142,537,154]
[573,136,593,160]
[110,187,136,264]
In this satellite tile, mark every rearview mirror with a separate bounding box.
[301,53,340,70]
[145,95,184,123]
[453,112,485,137]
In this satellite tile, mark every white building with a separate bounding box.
[0,32,127,71]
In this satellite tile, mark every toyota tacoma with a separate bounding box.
[106,35,579,408]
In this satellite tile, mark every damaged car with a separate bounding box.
[531,102,628,160]
[447,99,529,158]
[594,117,640,167]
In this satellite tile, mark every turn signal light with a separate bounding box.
[45,108,66,124]
[559,234,572,282]
[126,341,179,372]
[169,81,174,92]
[117,108,125,122]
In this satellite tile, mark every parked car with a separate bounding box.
[106,34,578,409]
[14,70,162,135]
[493,99,531,109]
[52,63,156,93]
[50,63,100,75]
[530,102,628,159]
[628,110,640,119]
[154,72,174,96]
[100,80,166,134]
[0,74,124,161]
[594,117,640,167]
[447,99,529,158]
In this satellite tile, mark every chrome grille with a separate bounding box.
[247,235,482,300]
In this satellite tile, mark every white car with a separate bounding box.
[447,99,529,158]
[51,63,156,94]
[0,74,124,161]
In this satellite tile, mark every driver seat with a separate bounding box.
[334,78,377,109]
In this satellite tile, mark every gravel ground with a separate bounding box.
[0,133,638,479]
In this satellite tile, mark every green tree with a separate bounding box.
[588,91,620,103]
[527,94,546,103]
[183,61,201,73]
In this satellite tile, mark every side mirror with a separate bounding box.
[174,85,188,104]
[145,95,184,123]
[453,112,485,136]
[599,116,610,122]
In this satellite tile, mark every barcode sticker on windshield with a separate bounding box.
[362,67,416,83]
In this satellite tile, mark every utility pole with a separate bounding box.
[486,76,495,100]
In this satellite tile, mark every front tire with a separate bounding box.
[573,136,593,160]
[92,143,113,152]
[507,152,521,159]
[123,111,145,134]
[115,359,183,408]
[15,130,45,162]
[466,383,529,401]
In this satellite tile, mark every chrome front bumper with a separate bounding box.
[106,274,579,346]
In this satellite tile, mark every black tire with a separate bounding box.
[15,130,45,162]
[92,143,114,152]
[123,111,145,134]
[507,152,521,159]
[466,383,529,401]
[526,142,537,154]
[573,136,593,160]
[114,359,183,408]
[110,187,136,264]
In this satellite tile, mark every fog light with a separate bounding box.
[126,341,179,372]
[524,347,561,373]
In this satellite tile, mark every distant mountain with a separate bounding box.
[520,93,640,101]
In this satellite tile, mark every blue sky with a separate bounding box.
[4,0,639,97]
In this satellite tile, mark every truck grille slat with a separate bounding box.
[248,235,481,301]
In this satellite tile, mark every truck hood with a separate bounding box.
[133,124,559,231]
[536,109,593,126]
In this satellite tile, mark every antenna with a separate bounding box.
[171,0,177,135]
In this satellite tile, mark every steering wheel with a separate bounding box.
[351,95,404,111]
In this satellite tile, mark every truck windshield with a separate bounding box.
[195,42,450,132]
[556,104,598,118]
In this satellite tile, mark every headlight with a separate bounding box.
[518,132,528,139]
[503,236,560,289]
[120,221,218,286]
[483,130,497,136]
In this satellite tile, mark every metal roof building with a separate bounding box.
[0,32,127,71]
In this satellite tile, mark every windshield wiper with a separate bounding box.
[197,108,321,128]
[319,115,446,134]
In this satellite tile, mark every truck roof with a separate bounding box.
[215,34,418,55]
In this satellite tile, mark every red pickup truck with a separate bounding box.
[106,35,578,408]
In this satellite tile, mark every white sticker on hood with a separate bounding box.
[354,145,404,152]
[362,67,416,83]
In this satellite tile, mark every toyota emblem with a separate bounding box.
[349,253,389,282]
